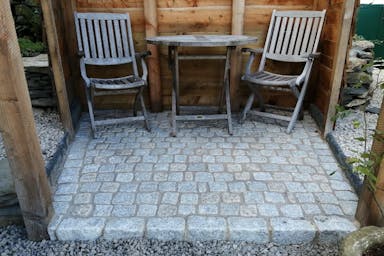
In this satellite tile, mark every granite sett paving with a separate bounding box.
[49,112,359,244]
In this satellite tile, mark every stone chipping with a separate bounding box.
[0,107,64,162]
[0,225,340,255]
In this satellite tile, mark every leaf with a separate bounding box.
[352,120,361,129]
[354,137,366,142]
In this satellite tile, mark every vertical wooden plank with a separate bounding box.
[230,0,245,111]
[40,0,74,136]
[144,0,163,112]
[0,1,52,241]
[324,0,357,135]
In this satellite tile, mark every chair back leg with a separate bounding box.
[85,87,97,137]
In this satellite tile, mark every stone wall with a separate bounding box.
[23,54,57,108]
[341,40,375,108]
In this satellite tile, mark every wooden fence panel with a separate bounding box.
[65,0,352,127]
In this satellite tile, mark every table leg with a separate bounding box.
[224,46,234,135]
[169,46,179,137]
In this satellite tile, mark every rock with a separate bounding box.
[345,98,370,108]
[0,159,18,209]
[346,71,373,86]
[366,106,380,114]
[347,57,368,72]
[352,40,375,51]
[357,50,374,60]
[342,87,369,97]
[0,159,15,196]
[340,226,384,256]
[31,98,57,108]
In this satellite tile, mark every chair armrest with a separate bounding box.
[135,50,151,59]
[135,51,151,83]
[79,58,91,87]
[78,51,85,58]
[304,52,321,60]
[241,48,264,55]
[242,48,264,76]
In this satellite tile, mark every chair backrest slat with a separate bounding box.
[79,18,90,57]
[113,20,124,57]
[268,16,281,54]
[287,17,300,55]
[120,19,130,57]
[107,19,117,58]
[260,10,326,65]
[275,16,287,54]
[100,20,110,58]
[86,19,97,58]
[293,18,307,56]
[307,18,320,54]
[300,18,313,55]
[74,12,138,70]
[93,19,104,58]
[281,17,294,55]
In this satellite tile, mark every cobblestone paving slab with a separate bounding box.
[50,112,359,243]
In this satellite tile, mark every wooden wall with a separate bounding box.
[53,0,354,130]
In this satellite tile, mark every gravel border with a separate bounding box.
[332,68,383,187]
[0,225,339,256]
[0,108,64,163]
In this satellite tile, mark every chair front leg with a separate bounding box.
[240,92,255,124]
[138,87,150,131]
[252,86,266,112]
[133,90,140,117]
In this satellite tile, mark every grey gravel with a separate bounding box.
[0,225,339,256]
[0,108,64,162]
[333,68,383,179]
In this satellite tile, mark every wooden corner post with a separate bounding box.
[324,0,356,135]
[144,0,163,112]
[356,99,384,226]
[0,1,52,241]
[40,0,75,137]
[230,0,245,111]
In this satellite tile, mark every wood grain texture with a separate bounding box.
[144,0,163,112]
[0,1,52,241]
[324,0,356,134]
[67,0,354,118]
[230,0,246,111]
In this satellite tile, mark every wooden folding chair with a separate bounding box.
[74,12,150,137]
[240,10,326,133]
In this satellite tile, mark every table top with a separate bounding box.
[146,35,257,47]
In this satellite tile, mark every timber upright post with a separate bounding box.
[230,0,246,111]
[144,0,163,112]
[0,1,52,240]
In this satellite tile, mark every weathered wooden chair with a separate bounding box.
[74,12,150,137]
[240,10,326,133]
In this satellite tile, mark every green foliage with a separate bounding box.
[332,105,352,122]
[18,38,46,57]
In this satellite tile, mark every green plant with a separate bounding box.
[339,65,384,215]
[18,38,45,57]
